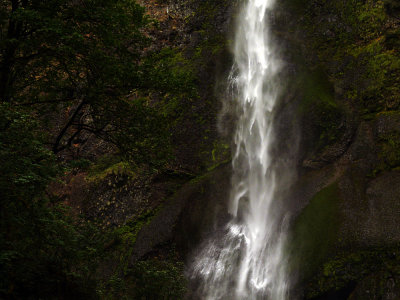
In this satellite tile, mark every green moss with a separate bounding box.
[66,158,92,171]
[149,48,197,96]
[107,209,157,280]
[86,156,137,183]
[297,68,346,150]
[378,132,400,170]
[291,0,400,113]
[350,38,400,112]
[115,210,155,246]
[100,249,187,299]
[148,33,228,170]
[211,141,230,162]
[305,245,400,299]
[193,33,227,61]
[99,207,186,298]
[298,69,336,109]
[199,140,231,171]
[289,183,341,280]
[126,258,187,299]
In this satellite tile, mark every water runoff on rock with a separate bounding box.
[190,0,292,299]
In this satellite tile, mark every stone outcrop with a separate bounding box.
[53,0,400,298]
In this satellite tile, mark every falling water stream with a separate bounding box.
[191,0,290,299]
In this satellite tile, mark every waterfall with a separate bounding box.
[190,0,291,299]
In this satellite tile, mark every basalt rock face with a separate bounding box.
[273,0,400,299]
[130,162,231,264]
[54,0,236,224]
[138,0,237,174]
[123,0,238,266]
[63,0,400,298]
[161,0,400,299]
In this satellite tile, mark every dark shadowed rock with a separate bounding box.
[130,162,231,263]
[348,273,400,300]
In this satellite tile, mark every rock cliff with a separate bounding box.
[52,0,400,298]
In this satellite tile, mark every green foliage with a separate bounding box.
[1,0,148,103]
[127,259,187,300]
[0,104,105,299]
[0,0,220,298]
[67,158,93,171]
[0,103,58,199]
[99,259,187,300]
[1,204,105,299]
[97,210,188,300]
[102,97,172,168]
[111,210,156,274]
[0,0,175,166]
[141,48,197,96]
[88,161,137,183]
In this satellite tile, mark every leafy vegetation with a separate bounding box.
[0,0,193,298]
[127,259,187,299]
[0,103,104,298]
[0,0,174,166]
[94,208,187,299]
[99,258,187,300]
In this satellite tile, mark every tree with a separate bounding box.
[0,103,105,299]
[0,0,170,164]
[0,1,176,298]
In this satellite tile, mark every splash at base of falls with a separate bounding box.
[189,0,293,299]
[190,218,290,300]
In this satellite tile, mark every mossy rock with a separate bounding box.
[295,169,400,298]
[295,66,352,165]
[86,155,137,183]
[373,111,400,171]
[289,183,341,282]
[348,271,400,300]
[129,162,231,262]
[304,246,400,299]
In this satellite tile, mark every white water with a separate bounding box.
[191,0,290,299]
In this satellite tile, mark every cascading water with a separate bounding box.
[190,0,292,299]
